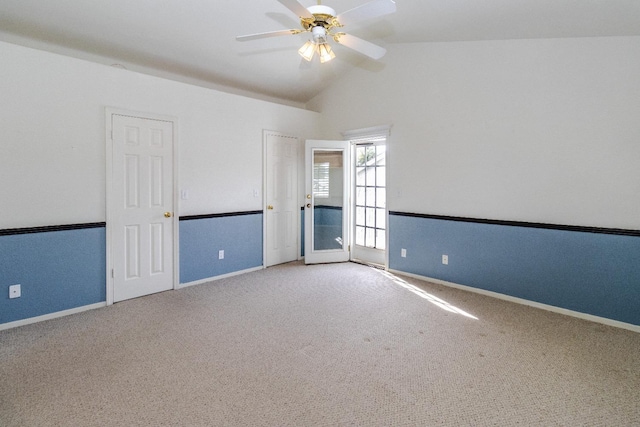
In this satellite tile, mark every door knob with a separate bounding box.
[164,212,172,218]
[306,203,311,208]
[267,205,274,210]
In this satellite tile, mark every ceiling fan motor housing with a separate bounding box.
[303,5,338,32]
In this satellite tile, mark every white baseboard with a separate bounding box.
[178,265,264,289]
[388,269,640,334]
[0,302,107,331]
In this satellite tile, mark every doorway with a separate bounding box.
[352,142,387,266]
[302,127,389,267]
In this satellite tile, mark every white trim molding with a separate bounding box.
[178,266,264,289]
[341,124,392,142]
[0,302,107,331]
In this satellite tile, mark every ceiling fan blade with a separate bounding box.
[334,33,387,60]
[336,0,396,27]
[277,0,314,19]
[236,29,301,42]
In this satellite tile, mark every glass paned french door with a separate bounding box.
[304,140,350,265]
[353,143,386,265]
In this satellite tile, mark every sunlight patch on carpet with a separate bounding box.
[377,269,478,320]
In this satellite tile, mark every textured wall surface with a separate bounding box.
[0,226,106,324]
[179,213,263,284]
[389,213,640,326]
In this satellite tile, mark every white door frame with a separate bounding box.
[343,125,392,269]
[105,107,179,306]
[262,130,299,267]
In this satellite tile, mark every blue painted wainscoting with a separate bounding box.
[389,212,640,327]
[179,211,263,284]
[0,224,106,325]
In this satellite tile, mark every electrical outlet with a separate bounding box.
[442,254,449,265]
[9,284,21,299]
[401,248,407,258]
[218,250,224,260]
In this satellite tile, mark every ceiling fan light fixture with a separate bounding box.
[318,43,335,63]
[237,0,396,63]
[298,40,316,61]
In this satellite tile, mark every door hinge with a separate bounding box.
[111,269,114,278]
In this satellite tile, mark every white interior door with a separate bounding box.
[304,140,350,264]
[264,131,298,267]
[109,113,175,302]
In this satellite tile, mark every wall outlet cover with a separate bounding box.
[9,284,21,299]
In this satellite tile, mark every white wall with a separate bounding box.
[308,37,640,230]
[0,41,322,229]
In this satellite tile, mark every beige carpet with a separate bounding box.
[1,261,639,426]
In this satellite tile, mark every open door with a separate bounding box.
[304,140,350,264]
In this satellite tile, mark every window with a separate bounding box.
[313,161,330,198]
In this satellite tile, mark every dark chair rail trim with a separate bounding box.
[0,222,106,236]
[389,211,640,237]
[179,210,263,221]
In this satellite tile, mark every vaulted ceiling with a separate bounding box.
[1,0,639,107]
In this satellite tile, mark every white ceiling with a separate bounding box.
[1,0,639,107]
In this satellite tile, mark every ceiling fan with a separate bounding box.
[236,0,396,63]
